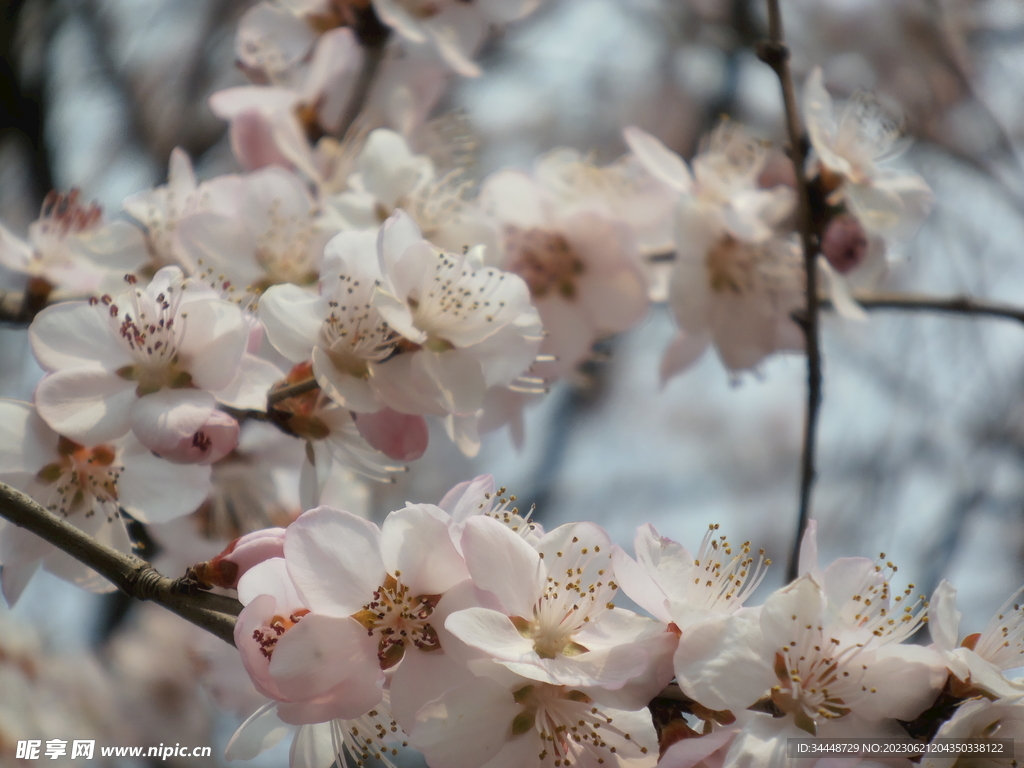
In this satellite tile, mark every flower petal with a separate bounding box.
[34,367,136,444]
[285,506,386,616]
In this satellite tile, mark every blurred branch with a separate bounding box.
[267,377,319,406]
[0,0,57,208]
[0,481,240,645]
[822,291,1024,325]
[757,0,821,583]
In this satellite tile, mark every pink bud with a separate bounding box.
[821,214,868,274]
[189,528,286,589]
[131,390,240,464]
[352,407,429,461]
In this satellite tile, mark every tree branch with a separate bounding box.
[839,291,1024,324]
[0,481,240,645]
[757,0,821,583]
[267,377,320,406]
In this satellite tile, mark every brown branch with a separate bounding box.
[267,377,320,406]
[0,481,240,645]
[757,0,821,583]
[840,291,1024,324]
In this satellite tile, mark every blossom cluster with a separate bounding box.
[0,1,982,766]
[208,478,1024,768]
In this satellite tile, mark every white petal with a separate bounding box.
[854,644,947,720]
[237,557,302,607]
[611,544,672,624]
[177,298,249,390]
[410,676,523,768]
[623,126,693,193]
[358,129,433,209]
[389,645,476,732]
[29,302,133,371]
[225,702,291,761]
[0,399,58,473]
[381,505,469,594]
[120,445,211,522]
[444,607,537,662]
[34,367,136,444]
[674,611,773,711]
[479,170,546,229]
[312,346,381,413]
[461,516,543,616]
[269,614,383,714]
[213,354,284,411]
[258,284,324,363]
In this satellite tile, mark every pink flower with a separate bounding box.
[235,557,384,724]
[277,504,473,727]
[190,528,287,590]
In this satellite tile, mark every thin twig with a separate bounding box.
[840,291,1024,324]
[757,0,821,583]
[267,377,319,406]
[0,482,240,645]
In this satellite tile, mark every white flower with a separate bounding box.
[624,125,804,377]
[533,146,677,256]
[438,474,545,549]
[29,266,279,449]
[481,169,649,380]
[327,128,496,257]
[803,67,934,242]
[371,0,545,77]
[0,189,145,294]
[411,669,659,768]
[122,148,202,271]
[259,229,398,414]
[0,400,210,604]
[446,517,673,693]
[177,166,337,301]
[612,523,770,627]
[371,212,543,455]
[930,580,1024,699]
[675,558,945,731]
[226,692,407,768]
[920,696,1024,768]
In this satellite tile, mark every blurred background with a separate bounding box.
[2,0,1024,764]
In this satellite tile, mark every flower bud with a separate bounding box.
[188,527,286,589]
[821,213,868,274]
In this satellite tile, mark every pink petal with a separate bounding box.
[270,614,384,713]
[352,407,428,461]
[285,506,386,616]
[130,389,239,464]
